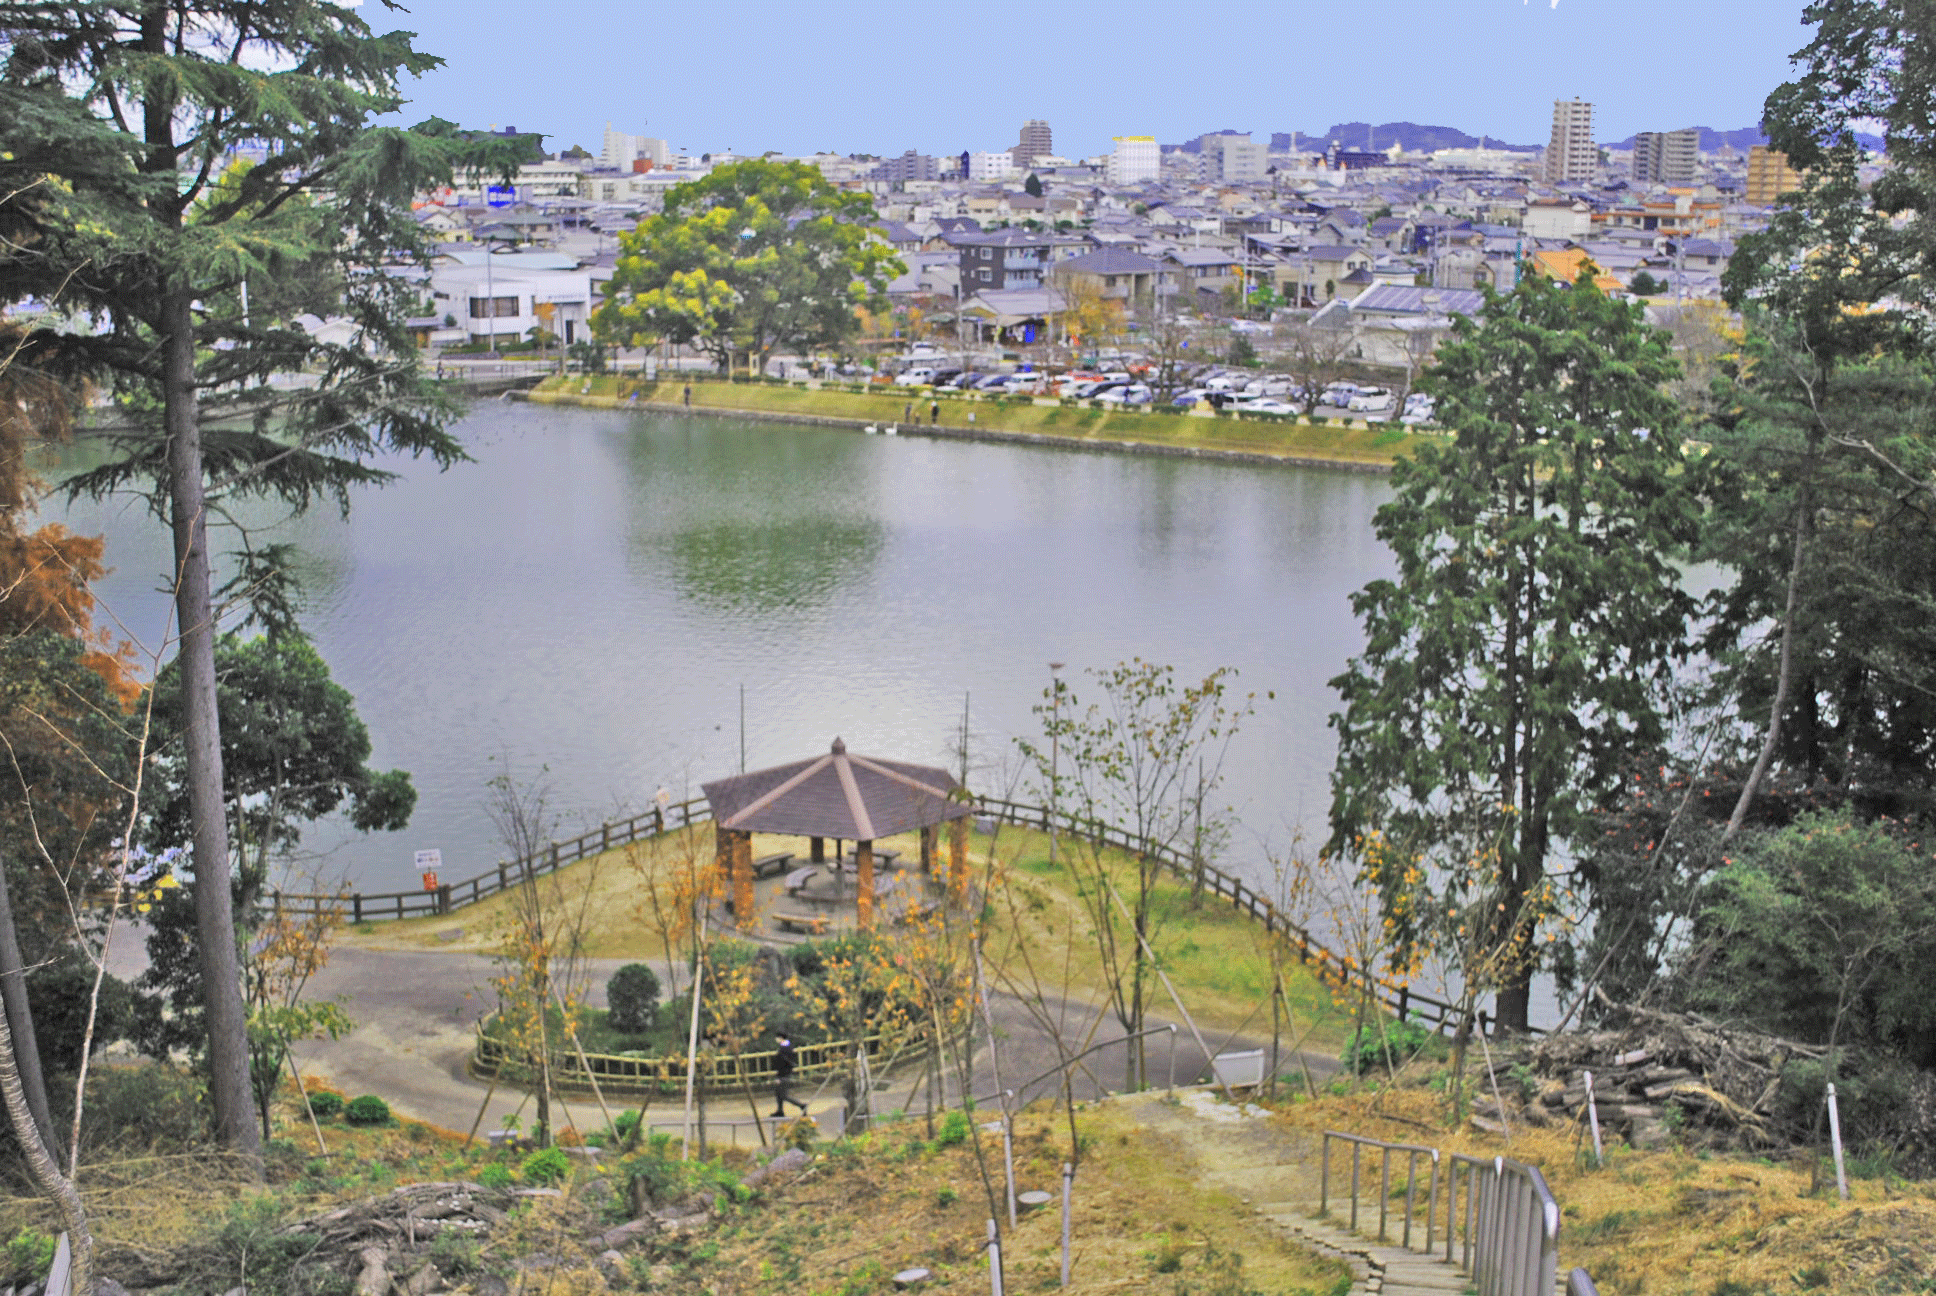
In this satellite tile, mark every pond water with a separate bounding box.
[52,402,1396,897]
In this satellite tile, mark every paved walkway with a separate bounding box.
[1125,1089,1480,1296]
[283,946,1319,1143]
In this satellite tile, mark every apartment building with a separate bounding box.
[1545,98,1596,183]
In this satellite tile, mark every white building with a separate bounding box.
[1220,136,1267,182]
[1108,136,1160,185]
[602,122,671,171]
[429,251,595,348]
[969,151,1017,181]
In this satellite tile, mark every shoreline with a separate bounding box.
[515,387,1400,475]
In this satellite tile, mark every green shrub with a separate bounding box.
[2,1229,55,1286]
[305,1089,344,1119]
[607,963,662,1035]
[933,1109,972,1147]
[477,1163,514,1190]
[934,1185,959,1207]
[81,1062,207,1155]
[521,1145,571,1185]
[344,1094,391,1125]
[1340,1020,1442,1075]
[429,1231,482,1277]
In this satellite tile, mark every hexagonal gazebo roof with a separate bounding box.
[700,738,972,843]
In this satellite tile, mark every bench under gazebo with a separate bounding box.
[700,737,975,934]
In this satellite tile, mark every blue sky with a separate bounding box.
[380,0,1810,159]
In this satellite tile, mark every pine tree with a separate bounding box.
[0,2,523,1162]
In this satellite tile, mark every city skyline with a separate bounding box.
[379,0,1808,161]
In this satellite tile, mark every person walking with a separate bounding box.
[929,399,940,426]
[683,382,692,408]
[771,1034,807,1117]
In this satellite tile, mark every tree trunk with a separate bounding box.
[163,288,261,1164]
[0,856,58,1158]
[1725,471,1813,840]
[0,967,91,1295]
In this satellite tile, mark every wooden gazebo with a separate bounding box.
[700,738,974,929]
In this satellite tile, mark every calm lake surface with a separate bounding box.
[52,403,1395,896]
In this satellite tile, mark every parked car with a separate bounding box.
[1238,398,1297,416]
[1171,388,1210,407]
[1095,383,1152,405]
[1321,382,1360,407]
[1349,387,1396,413]
[894,367,939,387]
[974,372,1012,390]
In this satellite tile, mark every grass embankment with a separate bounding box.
[1278,1081,1936,1296]
[527,374,1424,468]
[341,823,1360,1060]
[15,1076,1350,1296]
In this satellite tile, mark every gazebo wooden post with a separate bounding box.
[920,825,936,873]
[810,836,825,864]
[856,840,875,929]
[713,823,733,908]
[949,818,968,907]
[733,832,755,931]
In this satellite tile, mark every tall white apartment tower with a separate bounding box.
[1108,136,1161,185]
[1544,98,1596,183]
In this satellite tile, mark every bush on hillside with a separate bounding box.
[607,963,662,1035]
[344,1094,391,1125]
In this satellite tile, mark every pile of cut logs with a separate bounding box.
[1513,1006,1826,1151]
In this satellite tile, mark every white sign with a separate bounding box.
[414,849,442,870]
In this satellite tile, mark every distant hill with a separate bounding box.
[1278,122,1539,153]
[1606,125,1887,153]
[1168,123,1538,155]
[1169,130,1249,154]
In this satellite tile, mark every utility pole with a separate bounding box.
[1048,662,1064,867]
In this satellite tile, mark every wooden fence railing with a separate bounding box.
[265,796,711,922]
[967,796,1484,1034]
[277,792,1487,1036]
[471,1029,887,1097]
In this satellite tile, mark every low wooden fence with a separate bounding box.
[265,796,711,922]
[471,1029,886,1098]
[276,792,1485,1036]
[971,796,1478,1035]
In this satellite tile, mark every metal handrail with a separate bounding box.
[1318,1129,1440,1251]
[1319,1130,1584,1296]
[1446,1152,1561,1296]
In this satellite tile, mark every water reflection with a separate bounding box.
[47,403,1397,897]
[661,519,884,616]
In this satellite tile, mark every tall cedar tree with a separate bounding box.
[1327,272,1700,1034]
[1712,0,1936,830]
[0,3,527,1159]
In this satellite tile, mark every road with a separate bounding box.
[285,947,1335,1140]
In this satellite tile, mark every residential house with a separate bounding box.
[953,228,1084,293]
[1052,248,1171,305]
[1523,197,1593,240]
[1164,246,1243,299]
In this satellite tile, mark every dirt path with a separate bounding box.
[1119,1089,1478,1296]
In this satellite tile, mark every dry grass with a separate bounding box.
[1271,1077,1936,1296]
[696,1101,1349,1296]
